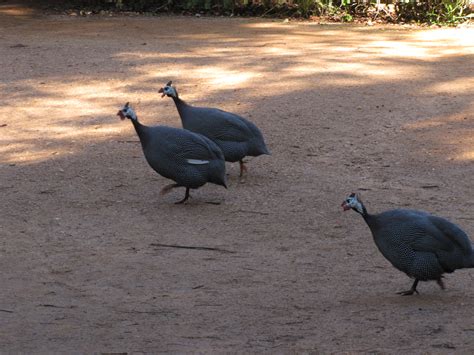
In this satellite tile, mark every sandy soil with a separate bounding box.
[0,3,473,353]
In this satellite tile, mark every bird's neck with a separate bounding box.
[172,96,191,119]
[130,118,148,145]
[357,204,371,223]
[362,211,379,233]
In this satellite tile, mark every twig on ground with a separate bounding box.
[150,243,235,254]
[38,304,76,309]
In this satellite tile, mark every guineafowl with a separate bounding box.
[342,193,474,295]
[158,81,270,178]
[117,103,227,204]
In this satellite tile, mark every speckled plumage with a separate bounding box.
[118,104,226,203]
[159,82,269,176]
[342,194,474,295]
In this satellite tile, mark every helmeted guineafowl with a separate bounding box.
[158,81,270,178]
[342,193,474,295]
[117,102,227,204]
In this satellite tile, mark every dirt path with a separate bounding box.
[1,5,473,353]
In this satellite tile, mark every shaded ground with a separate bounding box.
[1,4,473,353]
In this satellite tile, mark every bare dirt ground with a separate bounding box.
[0,3,473,353]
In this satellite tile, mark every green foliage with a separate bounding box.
[396,0,470,24]
[439,0,468,23]
[293,0,340,17]
[341,12,353,21]
[62,0,473,23]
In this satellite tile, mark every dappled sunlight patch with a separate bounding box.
[362,28,474,58]
[414,28,474,51]
[318,76,372,87]
[288,61,409,83]
[261,46,304,57]
[1,79,145,165]
[115,51,227,61]
[0,5,34,17]
[48,80,128,104]
[193,67,254,87]
[242,22,289,29]
[2,20,473,168]
[0,139,73,165]
[366,41,429,58]
[0,119,122,165]
[453,150,474,161]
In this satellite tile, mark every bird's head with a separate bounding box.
[117,102,137,121]
[341,193,364,214]
[158,81,178,98]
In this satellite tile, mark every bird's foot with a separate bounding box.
[437,278,446,290]
[397,289,419,296]
[175,188,190,204]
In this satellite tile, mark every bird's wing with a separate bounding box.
[427,216,472,254]
[399,215,470,254]
[196,108,252,143]
[402,228,454,253]
[175,130,224,162]
[378,211,457,253]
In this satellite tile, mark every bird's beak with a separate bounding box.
[158,87,166,98]
[341,201,351,211]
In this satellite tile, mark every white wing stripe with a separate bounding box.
[187,159,209,165]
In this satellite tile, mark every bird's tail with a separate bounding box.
[260,145,271,155]
[249,139,270,157]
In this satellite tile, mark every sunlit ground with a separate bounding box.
[0,17,473,165]
[0,4,35,17]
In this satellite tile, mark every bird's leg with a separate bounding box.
[239,160,248,178]
[436,278,446,290]
[160,183,179,195]
[397,279,419,296]
[175,187,190,204]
